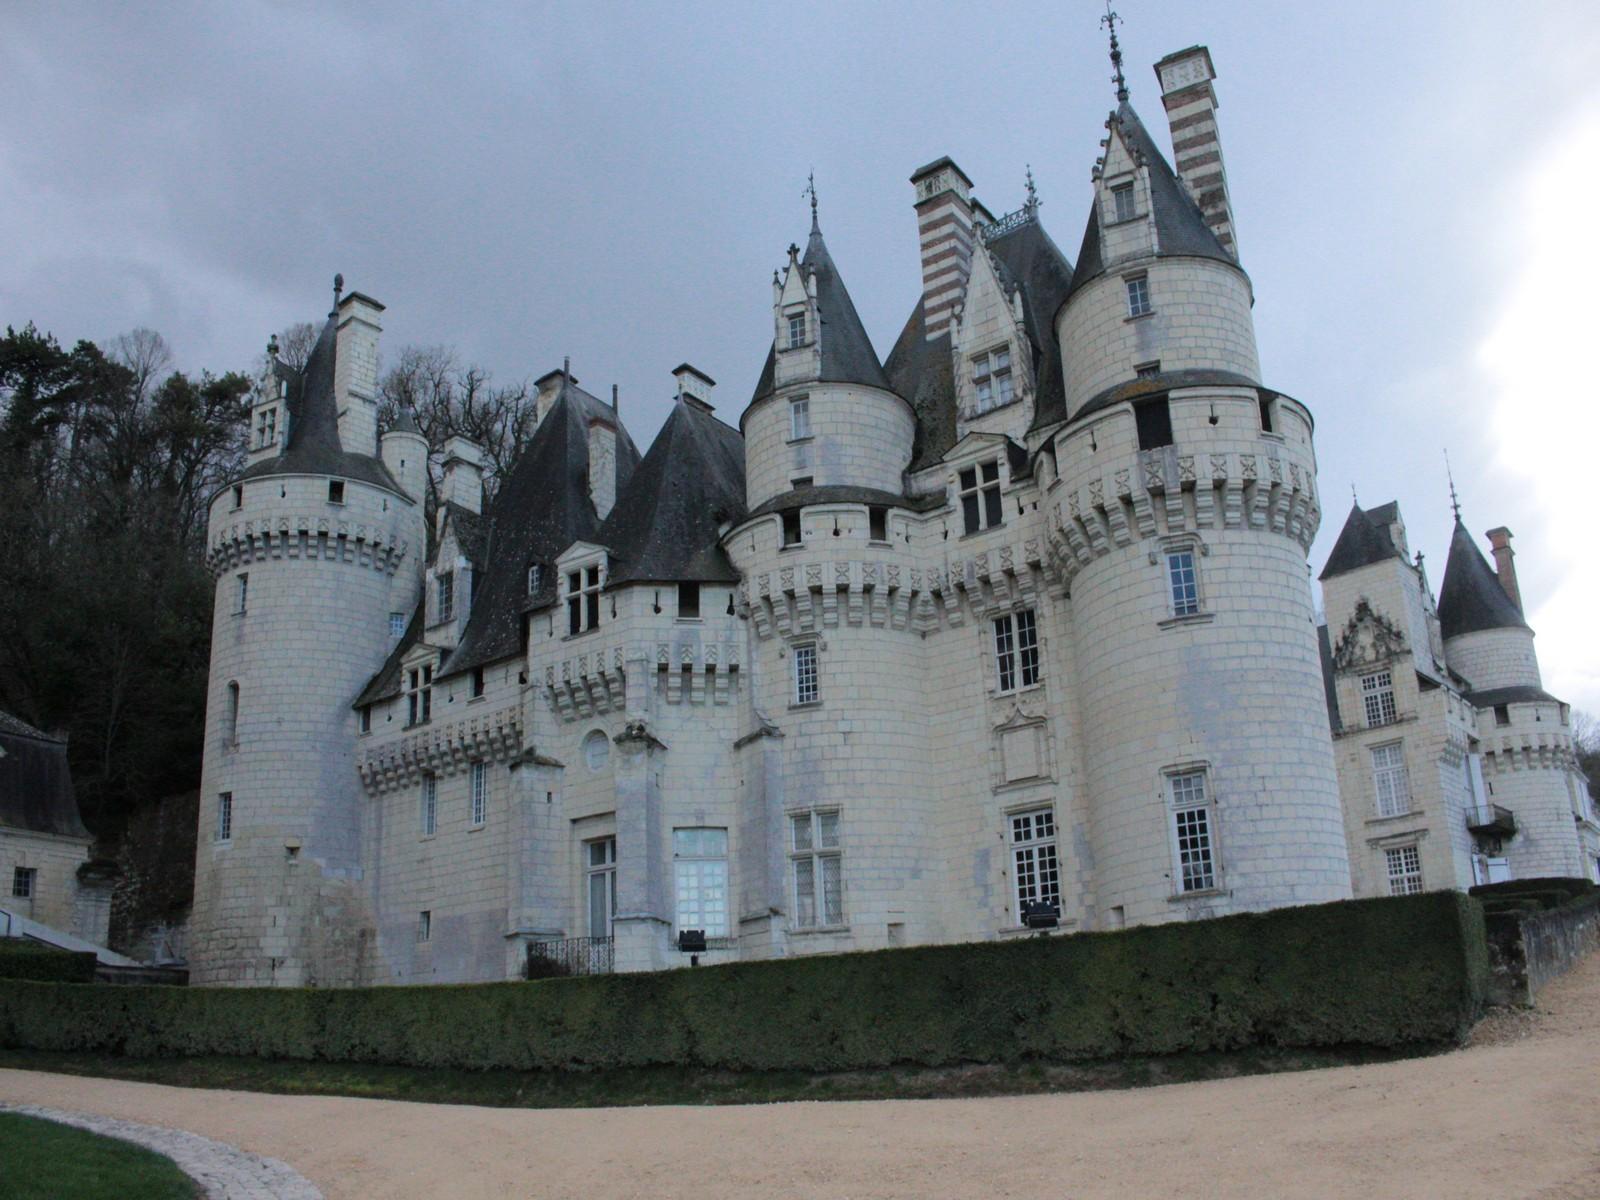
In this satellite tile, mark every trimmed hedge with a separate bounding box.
[1470,877,1597,908]
[0,941,97,984]
[0,893,1487,1073]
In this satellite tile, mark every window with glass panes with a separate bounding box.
[586,837,617,937]
[791,810,842,927]
[787,311,806,347]
[959,460,1004,534]
[1371,743,1410,817]
[1385,845,1423,895]
[12,867,36,899]
[470,762,487,826]
[1361,671,1397,727]
[993,609,1040,691]
[1010,808,1060,919]
[971,346,1014,413]
[420,775,437,835]
[1169,771,1215,892]
[792,641,819,705]
[1166,550,1199,616]
[567,564,602,635]
[673,828,729,937]
[1112,182,1136,222]
[389,611,405,639]
[406,664,433,725]
[216,792,233,842]
[1126,275,1152,317]
[436,571,454,623]
[789,396,811,440]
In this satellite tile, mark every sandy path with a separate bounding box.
[5,955,1600,1200]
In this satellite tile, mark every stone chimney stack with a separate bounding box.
[909,157,978,341]
[587,413,617,521]
[440,436,484,516]
[672,362,716,413]
[334,291,385,455]
[1155,46,1238,259]
[533,365,574,425]
[1486,526,1523,613]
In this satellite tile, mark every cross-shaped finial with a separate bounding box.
[1445,449,1461,521]
[1351,482,1359,506]
[803,169,818,230]
[1101,2,1128,103]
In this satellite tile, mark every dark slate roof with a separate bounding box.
[1438,519,1529,639]
[1073,367,1265,424]
[0,711,90,839]
[983,217,1076,435]
[1317,624,1342,733]
[442,502,487,567]
[237,315,404,494]
[596,399,747,586]
[1318,503,1406,581]
[746,484,942,521]
[353,604,423,708]
[1464,685,1559,709]
[437,381,640,680]
[389,407,421,435]
[884,301,958,470]
[1066,102,1238,301]
[746,218,890,412]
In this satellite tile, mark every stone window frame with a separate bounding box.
[565,560,605,637]
[420,775,437,837]
[1164,764,1220,897]
[436,570,455,624]
[791,639,820,707]
[785,309,808,349]
[1111,180,1137,223]
[224,681,241,747]
[215,792,233,843]
[789,808,844,930]
[416,910,432,943]
[11,866,36,899]
[254,404,278,450]
[405,661,434,727]
[1370,741,1411,818]
[1008,806,1060,923]
[1124,273,1153,319]
[1361,670,1398,728]
[469,761,488,829]
[673,827,731,939]
[234,572,248,616]
[957,458,1005,536]
[788,395,812,442]
[970,345,1015,414]
[388,611,406,640]
[992,608,1041,694]
[1385,844,1424,896]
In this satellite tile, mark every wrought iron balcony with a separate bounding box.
[1467,804,1517,839]
[526,936,614,979]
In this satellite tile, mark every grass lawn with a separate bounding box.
[0,1112,197,1199]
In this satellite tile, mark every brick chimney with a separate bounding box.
[1155,46,1238,259]
[909,158,977,341]
[334,291,385,455]
[1486,526,1523,613]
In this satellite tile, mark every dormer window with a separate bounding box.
[436,571,455,624]
[789,396,811,440]
[255,406,278,450]
[527,564,542,595]
[972,347,1013,413]
[787,311,807,348]
[567,564,602,635]
[1112,182,1136,223]
[407,664,433,726]
[958,460,1003,535]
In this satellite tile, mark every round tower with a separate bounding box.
[190,287,425,986]
[1048,97,1349,926]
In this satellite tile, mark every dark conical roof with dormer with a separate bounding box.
[1438,518,1528,640]
[1318,503,1405,581]
[237,313,402,492]
[747,217,890,408]
[1066,102,1237,300]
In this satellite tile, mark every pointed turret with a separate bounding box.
[1438,519,1529,640]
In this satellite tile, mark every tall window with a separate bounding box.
[527,564,542,595]
[470,666,485,698]
[1385,845,1424,895]
[11,867,36,899]
[436,571,455,624]
[674,828,729,937]
[993,609,1041,692]
[470,762,488,827]
[789,396,811,440]
[358,705,371,734]
[791,810,843,928]
[1361,671,1397,728]
[255,406,277,450]
[407,664,433,725]
[235,573,249,615]
[1371,743,1411,817]
[792,641,819,705]
[216,792,233,842]
[781,510,802,547]
[225,681,240,745]
[1166,550,1199,616]
[420,776,437,836]
[417,911,431,943]
[787,311,807,348]
[586,837,617,938]
[1169,771,1216,892]
[1126,274,1152,317]
[1010,808,1060,920]
[1111,182,1136,222]
[567,565,602,635]
[959,460,1004,535]
[677,582,701,620]
[971,346,1014,413]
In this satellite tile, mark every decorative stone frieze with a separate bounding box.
[357,702,523,794]
[206,513,410,578]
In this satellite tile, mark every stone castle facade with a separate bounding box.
[188,44,1595,987]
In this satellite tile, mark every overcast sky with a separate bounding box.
[5,1,1599,710]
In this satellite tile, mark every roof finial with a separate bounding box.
[1445,449,1461,522]
[1101,2,1129,103]
[333,273,344,310]
[1024,164,1038,212]
[562,356,571,384]
[803,169,819,231]
[1351,482,1359,507]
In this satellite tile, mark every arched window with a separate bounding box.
[226,681,240,746]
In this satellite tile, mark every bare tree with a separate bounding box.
[274,322,318,374]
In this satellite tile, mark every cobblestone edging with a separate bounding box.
[1,1103,322,1199]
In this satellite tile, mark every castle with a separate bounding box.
[188,41,1596,987]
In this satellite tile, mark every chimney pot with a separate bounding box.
[1486,526,1523,613]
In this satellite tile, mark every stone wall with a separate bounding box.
[1485,892,1600,1006]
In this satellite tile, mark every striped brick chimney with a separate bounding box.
[909,157,977,341]
[1155,46,1238,259]
[1486,526,1523,613]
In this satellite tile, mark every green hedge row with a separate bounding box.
[0,893,1487,1073]
[0,942,97,984]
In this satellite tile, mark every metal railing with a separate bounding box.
[1467,803,1517,837]
[526,936,614,979]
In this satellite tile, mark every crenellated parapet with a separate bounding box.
[542,639,745,721]
[357,702,523,794]
[1481,730,1580,777]
[206,512,411,578]
[738,538,1053,641]
[1046,445,1320,587]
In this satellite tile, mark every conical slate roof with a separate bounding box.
[596,398,747,586]
[747,218,890,409]
[1318,503,1404,581]
[1438,519,1527,639]
[1066,102,1237,301]
[237,314,402,492]
[437,380,639,679]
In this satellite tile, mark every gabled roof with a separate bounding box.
[596,399,747,586]
[1066,102,1238,301]
[1438,519,1528,640]
[983,216,1076,436]
[1319,503,1406,581]
[237,315,403,493]
[747,218,890,409]
[0,710,90,839]
[436,380,639,681]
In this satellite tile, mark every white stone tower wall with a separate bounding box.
[192,473,422,985]
[1445,628,1542,692]
[743,383,916,510]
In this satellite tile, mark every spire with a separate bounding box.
[1024,164,1039,213]
[1102,3,1129,103]
[804,169,819,233]
[1445,449,1461,522]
